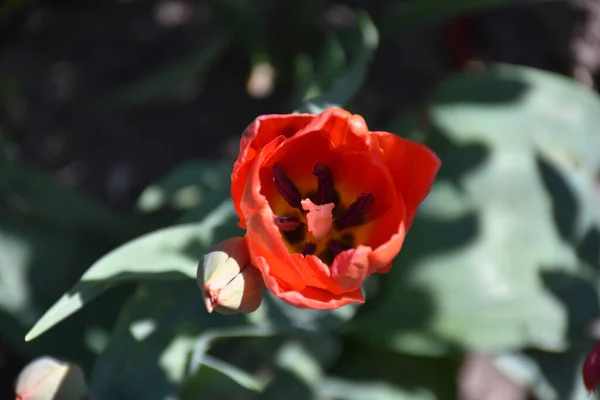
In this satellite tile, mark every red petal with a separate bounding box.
[330,245,372,290]
[254,255,365,309]
[231,114,314,228]
[242,137,309,291]
[373,132,441,227]
[294,107,372,153]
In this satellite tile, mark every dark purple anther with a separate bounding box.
[274,216,301,231]
[330,240,344,258]
[302,242,317,256]
[313,163,335,205]
[273,164,302,208]
[336,193,374,230]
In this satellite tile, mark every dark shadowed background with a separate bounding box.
[2,1,600,399]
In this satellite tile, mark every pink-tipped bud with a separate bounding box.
[197,237,264,314]
[583,342,600,393]
[15,356,86,400]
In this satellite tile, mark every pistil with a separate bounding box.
[301,199,335,241]
[271,163,374,263]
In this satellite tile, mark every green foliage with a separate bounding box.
[25,200,241,342]
[100,36,230,109]
[4,2,598,400]
[296,11,378,114]
[377,0,552,36]
[356,65,600,356]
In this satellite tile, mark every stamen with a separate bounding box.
[330,240,344,258]
[274,216,301,231]
[336,193,374,230]
[302,242,316,256]
[273,164,302,208]
[313,163,335,205]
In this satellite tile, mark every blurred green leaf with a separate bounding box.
[0,201,131,368]
[181,356,260,399]
[354,65,600,355]
[255,336,340,400]
[195,354,266,392]
[297,11,378,114]
[323,340,458,400]
[101,35,229,109]
[0,163,143,242]
[25,200,240,342]
[89,280,264,400]
[318,379,436,400]
[494,348,600,400]
[89,281,205,399]
[207,0,271,57]
[137,161,233,223]
[246,291,359,333]
[316,37,347,89]
[378,0,550,36]
[293,53,316,105]
[295,37,347,103]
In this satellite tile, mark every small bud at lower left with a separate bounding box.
[197,237,264,314]
[15,356,86,400]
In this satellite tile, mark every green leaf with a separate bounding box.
[0,163,143,243]
[137,161,233,222]
[354,65,600,355]
[100,35,229,109]
[89,281,205,399]
[295,36,347,103]
[254,291,359,332]
[193,355,265,392]
[377,0,551,37]
[323,340,458,400]
[207,0,270,56]
[0,202,130,368]
[25,200,240,342]
[181,356,261,399]
[89,281,263,400]
[297,11,378,114]
[494,348,600,400]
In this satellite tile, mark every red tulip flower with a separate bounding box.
[230,108,440,310]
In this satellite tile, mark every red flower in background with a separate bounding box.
[583,342,600,393]
[230,108,440,310]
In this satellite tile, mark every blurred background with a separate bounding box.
[2,0,600,399]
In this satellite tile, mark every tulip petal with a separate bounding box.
[373,132,441,227]
[231,114,314,228]
[369,229,407,272]
[294,108,371,153]
[259,130,395,222]
[254,254,364,310]
[330,245,372,291]
[242,137,309,291]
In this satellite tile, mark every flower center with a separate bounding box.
[272,162,374,263]
[301,199,334,241]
